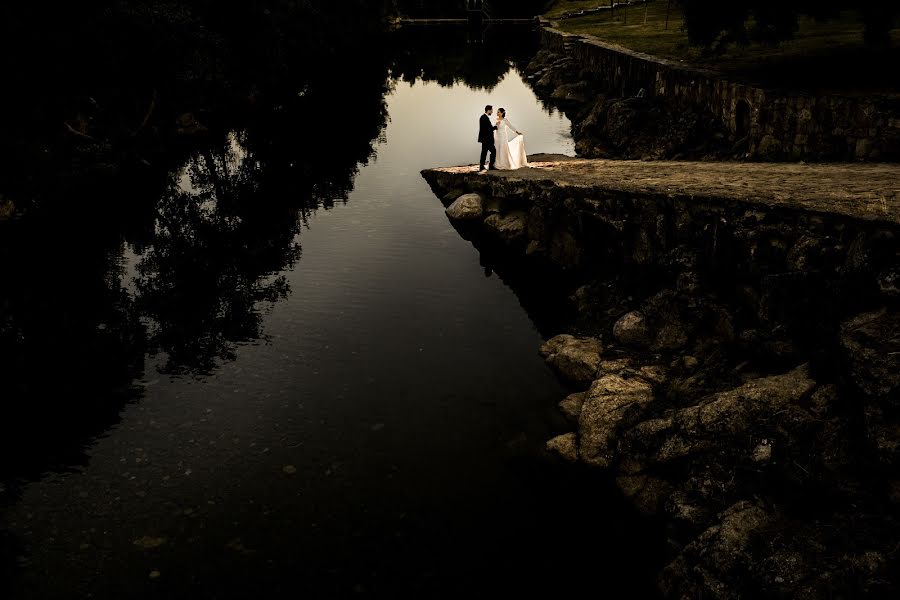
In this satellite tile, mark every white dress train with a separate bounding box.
[494,118,528,170]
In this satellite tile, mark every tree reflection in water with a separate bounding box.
[0,23,540,487]
[132,132,302,375]
[389,24,540,90]
[132,23,538,376]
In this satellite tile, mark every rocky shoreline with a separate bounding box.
[422,161,900,598]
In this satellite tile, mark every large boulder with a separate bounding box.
[559,391,586,421]
[484,212,528,244]
[660,501,775,599]
[662,500,897,599]
[840,309,900,464]
[578,375,654,468]
[877,267,900,299]
[640,290,691,352]
[546,432,578,463]
[445,193,484,221]
[616,474,672,516]
[440,188,464,207]
[612,310,650,348]
[0,195,14,220]
[840,309,900,400]
[539,334,602,387]
[622,364,817,466]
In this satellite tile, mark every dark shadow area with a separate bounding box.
[397,0,550,19]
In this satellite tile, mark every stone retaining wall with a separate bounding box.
[539,20,900,161]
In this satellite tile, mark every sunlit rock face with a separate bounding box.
[446,193,484,221]
[539,334,602,388]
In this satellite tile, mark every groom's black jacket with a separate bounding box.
[478,114,497,144]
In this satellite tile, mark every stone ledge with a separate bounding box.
[423,157,900,225]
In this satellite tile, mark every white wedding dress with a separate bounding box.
[494,118,528,170]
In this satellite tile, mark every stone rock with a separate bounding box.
[546,432,578,462]
[440,189,464,207]
[525,240,544,256]
[637,365,668,386]
[483,197,502,215]
[484,212,527,244]
[841,309,900,400]
[665,491,712,527]
[615,474,671,515]
[622,364,816,466]
[578,375,654,468]
[525,49,554,73]
[551,81,592,104]
[0,196,15,220]
[786,234,826,271]
[592,97,723,161]
[808,384,840,419]
[653,321,690,353]
[612,311,650,348]
[597,358,635,376]
[594,358,667,387]
[640,290,692,352]
[445,193,484,221]
[660,501,775,599]
[751,439,773,463]
[841,229,895,275]
[877,266,900,298]
[559,392,586,421]
[756,134,784,159]
[539,334,602,387]
[841,310,900,462]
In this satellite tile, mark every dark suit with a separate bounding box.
[478,113,497,170]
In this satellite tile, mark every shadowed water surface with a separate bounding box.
[0,26,663,598]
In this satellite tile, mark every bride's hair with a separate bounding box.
[498,108,506,118]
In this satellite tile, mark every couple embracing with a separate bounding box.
[478,105,528,171]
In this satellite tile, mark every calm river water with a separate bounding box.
[0,27,662,599]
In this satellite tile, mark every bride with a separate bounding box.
[494,108,528,170]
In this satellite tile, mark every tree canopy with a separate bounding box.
[678,0,898,50]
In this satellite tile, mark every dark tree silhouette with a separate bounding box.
[677,0,897,50]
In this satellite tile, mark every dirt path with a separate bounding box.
[429,156,900,225]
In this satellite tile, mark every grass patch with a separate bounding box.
[543,1,900,95]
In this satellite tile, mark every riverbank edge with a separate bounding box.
[421,162,900,598]
[526,17,900,162]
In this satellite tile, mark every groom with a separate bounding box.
[478,105,498,171]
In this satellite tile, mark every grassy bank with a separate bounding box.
[543,1,900,95]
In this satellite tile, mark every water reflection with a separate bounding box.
[0,24,562,487]
[389,24,540,89]
[0,24,626,600]
[0,22,565,460]
[0,221,146,487]
[127,43,394,375]
[132,133,301,375]
[0,50,393,481]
